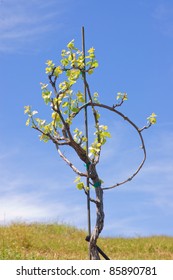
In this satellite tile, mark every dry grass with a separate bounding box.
[0,223,173,260]
[99,236,173,260]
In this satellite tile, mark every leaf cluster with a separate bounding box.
[24,40,111,189]
[24,40,157,191]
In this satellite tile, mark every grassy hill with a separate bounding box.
[0,223,173,260]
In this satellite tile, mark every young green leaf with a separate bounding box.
[74,176,81,183]
[24,105,31,115]
[54,66,63,77]
[76,182,84,190]
[25,118,30,126]
[117,92,128,100]
[147,113,157,124]
[67,39,77,50]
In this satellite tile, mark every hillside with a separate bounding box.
[0,223,172,260]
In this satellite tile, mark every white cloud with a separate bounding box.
[0,0,64,52]
[0,165,87,227]
[0,191,87,227]
[0,144,88,228]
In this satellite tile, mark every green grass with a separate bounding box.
[0,223,173,260]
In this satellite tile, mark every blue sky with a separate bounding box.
[0,0,173,237]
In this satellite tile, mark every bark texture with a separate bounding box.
[90,187,104,259]
[89,163,104,260]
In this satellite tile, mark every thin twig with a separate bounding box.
[83,188,98,205]
[55,144,87,177]
[113,99,124,108]
[139,123,152,132]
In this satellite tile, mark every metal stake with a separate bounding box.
[82,26,91,259]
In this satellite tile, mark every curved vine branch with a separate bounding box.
[85,102,147,191]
